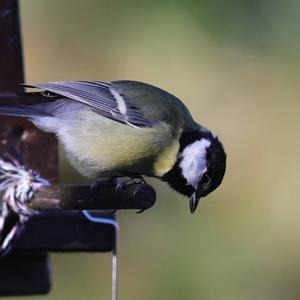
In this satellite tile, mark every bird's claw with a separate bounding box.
[91,176,148,214]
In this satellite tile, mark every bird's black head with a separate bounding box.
[163,129,226,213]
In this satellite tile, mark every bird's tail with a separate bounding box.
[0,105,48,118]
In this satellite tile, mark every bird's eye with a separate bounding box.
[201,173,211,185]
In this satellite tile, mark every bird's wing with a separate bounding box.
[23,81,156,128]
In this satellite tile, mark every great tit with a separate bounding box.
[0,81,226,213]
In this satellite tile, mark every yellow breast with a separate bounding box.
[153,138,180,177]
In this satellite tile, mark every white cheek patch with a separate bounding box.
[179,139,211,188]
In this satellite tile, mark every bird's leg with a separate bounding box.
[90,175,146,191]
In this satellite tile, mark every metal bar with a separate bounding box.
[81,211,119,300]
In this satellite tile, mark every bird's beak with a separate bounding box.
[189,192,201,214]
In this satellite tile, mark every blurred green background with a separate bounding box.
[9,0,300,299]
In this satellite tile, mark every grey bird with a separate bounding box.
[0,81,226,213]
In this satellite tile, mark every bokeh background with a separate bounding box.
[8,0,300,299]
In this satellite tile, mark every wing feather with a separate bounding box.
[23,81,155,128]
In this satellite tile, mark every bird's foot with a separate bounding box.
[90,176,147,214]
[114,177,147,214]
[90,179,119,214]
[115,176,146,189]
[90,176,146,191]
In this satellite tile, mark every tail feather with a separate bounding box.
[0,105,48,118]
